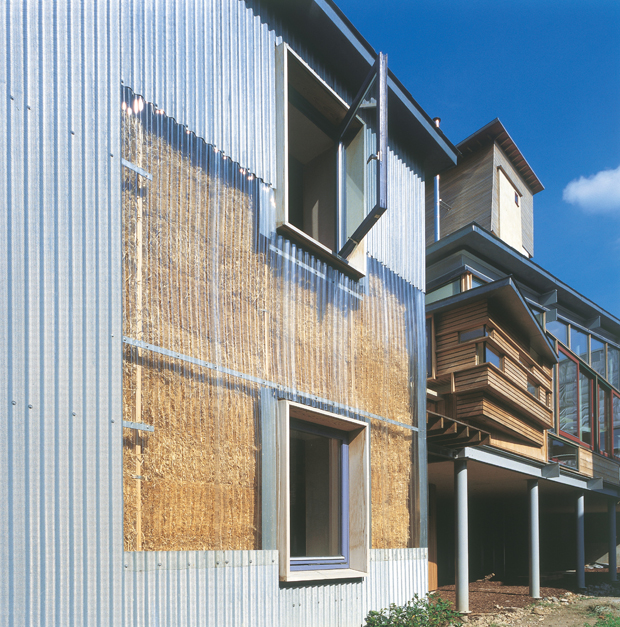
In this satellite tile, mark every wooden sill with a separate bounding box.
[277,222,365,280]
[280,568,367,583]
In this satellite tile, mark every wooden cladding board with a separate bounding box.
[578,448,594,478]
[592,455,620,486]
[456,391,545,447]
[425,144,494,247]
[454,364,553,428]
[488,432,547,463]
[435,301,488,338]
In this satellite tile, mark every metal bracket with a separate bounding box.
[121,158,153,181]
[587,477,604,491]
[541,462,561,478]
[123,420,155,433]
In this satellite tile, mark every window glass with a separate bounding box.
[599,386,610,454]
[459,326,485,343]
[527,380,537,397]
[614,394,620,457]
[425,279,460,305]
[608,346,620,390]
[471,276,486,288]
[591,337,605,377]
[546,320,568,345]
[426,318,432,378]
[558,352,578,438]
[290,423,346,564]
[485,345,502,370]
[579,372,592,446]
[570,327,588,362]
[548,435,578,469]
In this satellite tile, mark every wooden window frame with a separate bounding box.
[276,400,369,582]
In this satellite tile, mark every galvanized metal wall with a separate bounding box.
[123,548,427,627]
[120,0,426,290]
[0,1,123,626]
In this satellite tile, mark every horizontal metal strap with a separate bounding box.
[121,158,153,181]
[122,336,418,433]
[123,420,155,432]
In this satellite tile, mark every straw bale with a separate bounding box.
[370,418,414,549]
[122,107,417,551]
[122,347,260,552]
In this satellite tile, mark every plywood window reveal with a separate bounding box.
[121,87,424,554]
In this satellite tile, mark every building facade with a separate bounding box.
[0,1,457,625]
[426,121,620,609]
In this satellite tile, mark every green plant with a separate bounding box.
[591,615,620,627]
[363,593,460,627]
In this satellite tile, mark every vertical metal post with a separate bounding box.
[528,479,540,598]
[576,492,585,589]
[434,175,440,242]
[376,52,388,214]
[455,459,469,613]
[609,500,617,582]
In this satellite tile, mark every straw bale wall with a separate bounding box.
[121,91,421,552]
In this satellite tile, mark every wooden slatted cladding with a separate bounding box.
[428,297,553,452]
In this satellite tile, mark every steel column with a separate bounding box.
[609,500,617,582]
[528,479,540,599]
[576,492,585,589]
[455,459,469,613]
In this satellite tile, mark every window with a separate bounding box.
[515,191,520,206]
[277,400,369,582]
[276,44,387,276]
[548,435,578,470]
[591,337,605,377]
[426,317,434,378]
[546,319,568,345]
[598,385,611,455]
[290,420,348,569]
[557,347,593,447]
[570,327,588,362]
[527,380,538,398]
[609,345,620,390]
[425,279,460,305]
[477,343,502,369]
[614,393,620,457]
[459,326,486,343]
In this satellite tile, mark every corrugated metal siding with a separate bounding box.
[120,0,426,290]
[120,0,278,190]
[0,1,123,626]
[122,549,427,627]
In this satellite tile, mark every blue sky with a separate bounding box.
[336,0,620,318]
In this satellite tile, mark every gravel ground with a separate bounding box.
[434,574,620,626]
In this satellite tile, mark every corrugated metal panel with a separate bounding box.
[121,0,278,190]
[123,550,280,627]
[120,0,426,290]
[0,1,123,626]
[122,549,427,627]
[366,144,426,290]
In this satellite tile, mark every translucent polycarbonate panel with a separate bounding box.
[609,346,620,390]
[591,337,605,377]
[121,88,425,553]
[558,353,578,438]
[579,372,592,445]
[570,327,588,362]
[547,320,568,345]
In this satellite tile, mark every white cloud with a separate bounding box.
[563,165,620,214]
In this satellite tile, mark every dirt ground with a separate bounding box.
[434,571,620,626]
